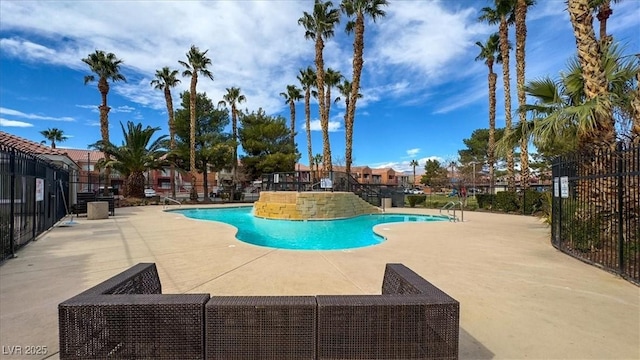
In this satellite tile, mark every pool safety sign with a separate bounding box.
[554,176,569,198]
[36,178,45,201]
[320,178,333,189]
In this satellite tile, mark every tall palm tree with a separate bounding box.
[280,84,303,147]
[480,1,516,192]
[150,67,181,199]
[298,66,317,169]
[91,121,167,198]
[567,0,613,148]
[336,78,362,176]
[82,50,126,194]
[515,0,534,190]
[299,0,341,172]
[218,87,247,189]
[324,68,342,120]
[592,0,622,41]
[475,33,501,194]
[341,0,388,175]
[409,159,419,188]
[179,45,213,200]
[39,128,67,149]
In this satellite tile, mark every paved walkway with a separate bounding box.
[0,204,638,359]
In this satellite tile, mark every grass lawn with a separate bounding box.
[405,193,478,210]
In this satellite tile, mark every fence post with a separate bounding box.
[617,142,624,273]
[9,149,16,258]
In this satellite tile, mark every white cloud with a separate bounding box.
[406,148,420,157]
[305,119,341,132]
[0,107,75,122]
[0,118,34,127]
[111,105,135,113]
[0,1,313,114]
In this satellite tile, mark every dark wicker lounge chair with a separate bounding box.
[58,263,210,360]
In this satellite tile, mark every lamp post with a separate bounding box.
[470,161,480,197]
[87,152,91,192]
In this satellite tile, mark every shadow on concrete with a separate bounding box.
[460,327,494,359]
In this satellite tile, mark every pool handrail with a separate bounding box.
[163,197,181,209]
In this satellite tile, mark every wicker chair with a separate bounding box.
[316,263,459,359]
[58,263,210,360]
[206,296,317,359]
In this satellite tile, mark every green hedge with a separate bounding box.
[475,190,544,214]
[407,195,426,207]
[495,191,519,212]
[475,194,494,209]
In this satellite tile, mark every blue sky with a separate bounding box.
[1,0,638,173]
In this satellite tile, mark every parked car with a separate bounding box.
[411,188,424,195]
[144,188,157,198]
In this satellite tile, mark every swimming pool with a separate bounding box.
[173,207,447,250]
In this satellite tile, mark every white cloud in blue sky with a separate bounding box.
[0,0,637,169]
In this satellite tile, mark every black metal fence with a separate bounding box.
[551,143,639,284]
[1,144,70,262]
[260,171,405,207]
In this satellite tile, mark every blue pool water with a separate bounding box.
[173,207,446,250]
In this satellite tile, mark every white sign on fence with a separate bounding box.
[553,178,559,198]
[35,178,44,201]
[560,176,569,198]
[320,178,333,189]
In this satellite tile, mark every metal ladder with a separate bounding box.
[440,201,463,222]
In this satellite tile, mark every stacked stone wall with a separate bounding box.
[253,191,380,220]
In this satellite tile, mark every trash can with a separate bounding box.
[382,198,392,210]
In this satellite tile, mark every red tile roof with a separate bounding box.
[62,149,105,163]
[0,131,68,155]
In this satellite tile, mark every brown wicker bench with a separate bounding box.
[59,263,458,360]
[58,263,210,360]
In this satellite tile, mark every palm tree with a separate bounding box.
[91,121,167,198]
[313,153,324,179]
[298,67,317,170]
[82,50,126,194]
[515,0,534,190]
[336,78,362,176]
[324,68,342,120]
[39,128,67,149]
[480,1,516,192]
[475,33,501,194]
[179,45,213,200]
[567,0,613,148]
[218,87,246,190]
[280,84,303,147]
[592,0,623,41]
[150,67,181,199]
[409,159,419,188]
[341,0,388,175]
[299,0,341,172]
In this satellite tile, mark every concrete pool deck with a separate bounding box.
[0,204,638,359]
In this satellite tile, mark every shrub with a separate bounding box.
[407,195,426,207]
[475,194,495,209]
[520,190,543,215]
[495,191,519,212]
